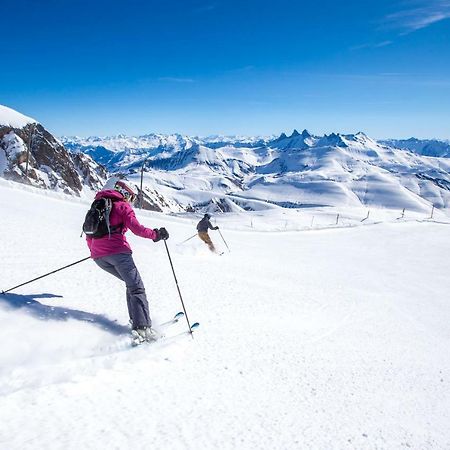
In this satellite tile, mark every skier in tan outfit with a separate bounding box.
[196,213,219,253]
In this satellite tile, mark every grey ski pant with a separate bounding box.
[94,252,151,328]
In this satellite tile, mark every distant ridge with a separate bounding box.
[62,129,450,213]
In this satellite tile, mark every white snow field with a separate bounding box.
[0,105,36,129]
[0,178,449,450]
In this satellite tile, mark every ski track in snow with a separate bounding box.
[0,182,449,450]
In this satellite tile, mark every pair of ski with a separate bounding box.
[131,311,200,347]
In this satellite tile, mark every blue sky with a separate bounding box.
[2,0,450,138]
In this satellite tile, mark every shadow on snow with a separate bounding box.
[0,292,129,335]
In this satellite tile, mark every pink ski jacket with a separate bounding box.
[86,190,157,259]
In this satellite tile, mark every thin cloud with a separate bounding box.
[159,77,195,83]
[350,40,393,51]
[383,0,450,33]
[374,40,393,48]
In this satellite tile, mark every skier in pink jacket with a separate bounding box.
[86,180,168,344]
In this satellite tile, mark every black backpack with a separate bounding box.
[82,198,117,238]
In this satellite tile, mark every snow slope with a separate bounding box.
[0,179,449,450]
[0,104,37,129]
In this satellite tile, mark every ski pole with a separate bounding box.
[218,229,230,252]
[177,233,197,246]
[1,256,91,295]
[163,240,195,337]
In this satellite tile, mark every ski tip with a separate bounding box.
[190,322,200,330]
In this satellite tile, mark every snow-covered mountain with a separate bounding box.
[381,138,450,158]
[3,103,449,214]
[0,105,107,196]
[0,104,190,212]
[63,130,450,213]
[63,133,273,172]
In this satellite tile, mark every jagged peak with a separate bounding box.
[318,132,348,147]
[355,132,375,142]
[290,129,300,138]
[275,132,288,141]
[301,129,311,138]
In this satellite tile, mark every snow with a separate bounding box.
[382,138,450,158]
[0,104,36,129]
[62,131,450,213]
[0,179,449,449]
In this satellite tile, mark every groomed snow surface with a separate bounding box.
[0,179,449,450]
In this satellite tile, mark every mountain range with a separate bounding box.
[63,129,450,213]
[2,104,449,214]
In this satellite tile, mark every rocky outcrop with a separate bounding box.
[70,152,109,192]
[1,115,107,195]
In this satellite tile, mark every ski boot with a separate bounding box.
[131,326,159,346]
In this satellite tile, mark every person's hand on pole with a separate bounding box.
[153,227,169,242]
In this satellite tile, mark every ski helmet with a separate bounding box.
[114,180,137,203]
[101,176,121,191]
[204,213,211,219]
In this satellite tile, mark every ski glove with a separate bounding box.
[214,226,219,230]
[153,227,169,242]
